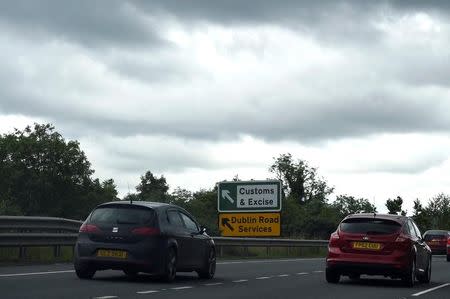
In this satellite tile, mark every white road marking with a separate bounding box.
[0,258,322,278]
[296,272,308,275]
[232,279,248,283]
[277,274,290,277]
[204,282,223,286]
[256,276,271,280]
[137,290,160,294]
[313,270,324,273]
[93,297,118,299]
[171,286,193,290]
[0,270,75,277]
[411,283,450,297]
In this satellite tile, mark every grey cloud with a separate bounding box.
[138,0,384,45]
[1,0,450,144]
[0,0,166,48]
[353,155,448,174]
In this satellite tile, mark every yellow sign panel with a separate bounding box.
[219,213,280,237]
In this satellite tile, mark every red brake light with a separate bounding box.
[395,235,408,243]
[447,237,450,245]
[79,223,101,233]
[329,231,340,247]
[131,227,160,236]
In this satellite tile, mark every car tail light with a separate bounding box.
[79,223,101,233]
[447,237,450,245]
[131,227,160,236]
[329,231,340,248]
[394,234,410,250]
[395,234,408,242]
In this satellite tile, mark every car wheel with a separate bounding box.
[418,256,431,283]
[447,254,450,262]
[325,268,340,283]
[162,248,177,282]
[197,248,216,279]
[402,258,416,287]
[74,263,96,280]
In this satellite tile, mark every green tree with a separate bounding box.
[332,195,377,218]
[269,153,334,204]
[385,196,406,215]
[412,198,429,231]
[0,123,117,219]
[136,171,170,202]
[423,193,450,230]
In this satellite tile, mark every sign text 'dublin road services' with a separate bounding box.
[217,180,282,212]
[219,213,280,237]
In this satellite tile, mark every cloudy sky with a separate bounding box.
[1,0,450,214]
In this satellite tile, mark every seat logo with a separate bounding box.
[362,236,369,240]
[112,227,118,233]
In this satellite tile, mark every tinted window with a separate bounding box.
[167,210,184,227]
[410,220,422,239]
[90,206,156,225]
[180,213,198,232]
[340,218,401,234]
[423,231,449,240]
[405,221,416,237]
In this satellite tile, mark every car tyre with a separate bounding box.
[402,258,416,287]
[197,248,216,279]
[447,254,450,262]
[417,256,431,283]
[325,268,340,283]
[162,248,177,282]
[75,263,96,280]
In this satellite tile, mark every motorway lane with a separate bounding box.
[0,257,448,299]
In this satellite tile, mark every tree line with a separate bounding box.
[0,124,448,238]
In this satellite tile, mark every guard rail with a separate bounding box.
[0,216,329,259]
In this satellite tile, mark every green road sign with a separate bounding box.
[217,180,282,212]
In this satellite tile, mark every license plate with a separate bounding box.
[96,249,127,259]
[352,242,381,250]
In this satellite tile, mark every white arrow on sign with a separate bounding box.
[221,190,234,204]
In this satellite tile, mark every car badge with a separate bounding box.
[363,236,369,241]
[112,227,118,233]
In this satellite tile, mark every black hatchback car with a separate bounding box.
[74,201,216,282]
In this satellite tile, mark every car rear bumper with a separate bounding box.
[326,248,410,276]
[427,244,447,255]
[430,248,447,255]
[74,238,166,274]
[326,261,406,277]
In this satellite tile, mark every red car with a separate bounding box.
[326,213,432,287]
[448,235,450,262]
[423,230,449,255]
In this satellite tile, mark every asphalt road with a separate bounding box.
[0,256,448,299]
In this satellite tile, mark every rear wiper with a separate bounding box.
[365,231,385,235]
[116,220,138,224]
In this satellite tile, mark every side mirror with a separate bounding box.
[199,226,207,234]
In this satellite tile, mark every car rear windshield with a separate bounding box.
[90,205,156,225]
[340,218,401,235]
[424,233,448,241]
